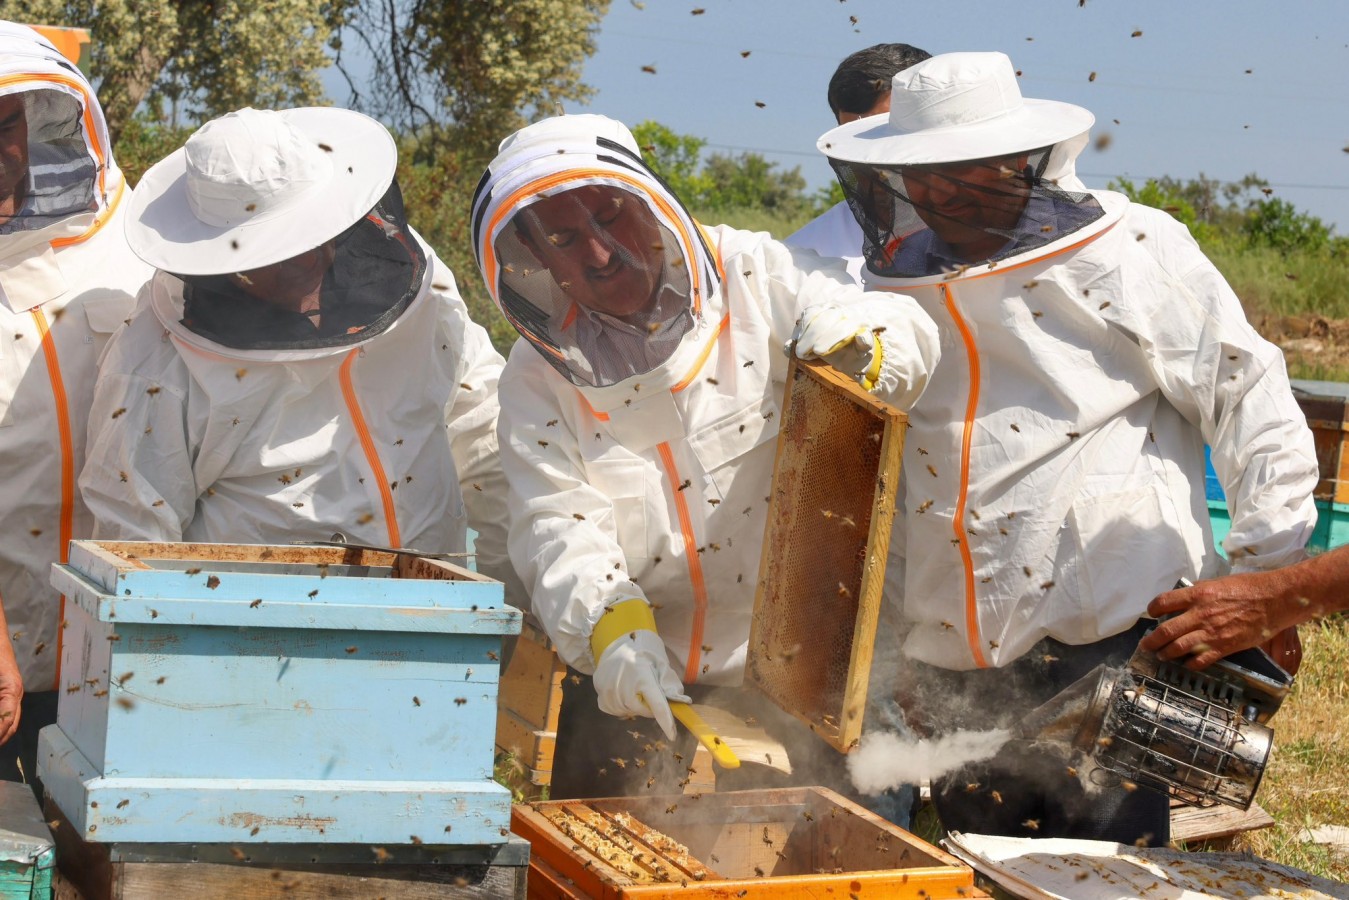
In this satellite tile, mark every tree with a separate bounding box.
[336,0,611,162]
[631,120,714,207]
[0,0,339,141]
[1243,198,1333,255]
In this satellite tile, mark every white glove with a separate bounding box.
[592,629,690,740]
[790,304,883,390]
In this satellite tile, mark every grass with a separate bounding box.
[1220,615,1349,881]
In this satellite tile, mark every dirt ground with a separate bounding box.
[1256,313,1349,378]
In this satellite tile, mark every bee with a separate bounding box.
[677,479,692,491]
[646,776,655,788]
[28,528,40,537]
[754,101,766,108]
[409,835,423,845]
[940,621,955,630]
[1122,780,1138,792]
[454,697,467,706]
[235,368,248,380]
[1041,580,1056,590]
[111,407,127,419]
[926,464,938,477]
[572,513,586,521]
[413,696,421,707]
[229,847,247,861]
[309,590,320,598]
[1022,818,1040,830]
[917,499,934,514]
[665,803,678,814]
[706,377,719,385]
[691,7,705,13]
[373,847,391,863]
[117,799,130,809]
[612,758,627,769]
[356,513,375,524]
[1066,431,1080,440]
[1099,301,1112,311]
[641,64,656,74]
[1088,71,1097,82]
[989,640,1000,649]
[155,676,167,684]
[32,642,45,655]
[115,697,135,711]
[538,440,549,448]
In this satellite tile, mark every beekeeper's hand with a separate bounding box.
[790,304,883,391]
[0,636,22,747]
[590,599,689,740]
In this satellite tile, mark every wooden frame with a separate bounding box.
[746,359,906,752]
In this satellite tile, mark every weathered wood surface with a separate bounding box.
[1170,798,1275,844]
[47,803,527,900]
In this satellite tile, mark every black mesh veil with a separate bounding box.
[0,88,97,235]
[829,146,1106,278]
[176,178,427,351]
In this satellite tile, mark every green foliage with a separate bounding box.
[112,114,191,186]
[1,0,339,140]
[631,120,714,204]
[632,119,835,229]
[1109,175,1210,241]
[395,146,515,354]
[1243,198,1334,254]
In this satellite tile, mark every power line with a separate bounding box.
[698,142,1349,192]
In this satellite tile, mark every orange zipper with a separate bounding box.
[339,351,401,547]
[940,283,988,668]
[33,308,73,688]
[656,442,708,683]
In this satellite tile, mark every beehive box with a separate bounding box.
[495,618,566,791]
[38,541,520,846]
[512,787,987,899]
[0,782,55,900]
[747,359,906,752]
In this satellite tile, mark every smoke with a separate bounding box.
[846,728,1012,795]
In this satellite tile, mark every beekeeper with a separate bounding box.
[472,113,940,799]
[787,42,931,283]
[0,22,151,786]
[818,52,1317,844]
[81,107,512,593]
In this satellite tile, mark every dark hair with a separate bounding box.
[827,43,932,119]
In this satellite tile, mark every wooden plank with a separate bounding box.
[746,358,906,752]
[1169,799,1275,843]
[47,801,526,900]
[497,631,565,730]
[496,710,557,775]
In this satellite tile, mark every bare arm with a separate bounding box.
[1141,546,1349,668]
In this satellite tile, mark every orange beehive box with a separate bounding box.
[512,787,988,899]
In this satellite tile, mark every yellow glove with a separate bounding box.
[790,304,884,391]
[590,599,689,740]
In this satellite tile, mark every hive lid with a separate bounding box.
[52,540,519,634]
[0,782,53,864]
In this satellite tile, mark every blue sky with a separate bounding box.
[570,0,1349,230]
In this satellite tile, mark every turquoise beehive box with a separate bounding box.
[38,541,520,846]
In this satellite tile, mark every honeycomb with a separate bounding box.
[747,360,904,752]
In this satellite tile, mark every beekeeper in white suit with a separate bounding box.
[472,113,940,799]
[81,107,512,593]
[0,22,151,789]
[819,51,1318,844]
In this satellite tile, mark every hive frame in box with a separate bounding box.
[511,786,984,899]
[746,359,906,753]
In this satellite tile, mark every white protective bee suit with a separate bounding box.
[471,115,940,699]
[819,52,1318,675]
[0,23,150,693]
[81,108,511,588]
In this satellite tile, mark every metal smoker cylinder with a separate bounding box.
[1022,643,1292,811]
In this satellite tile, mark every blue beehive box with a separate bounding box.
[38,541,520,846]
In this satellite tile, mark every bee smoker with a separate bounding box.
[1018,636,1293,811]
